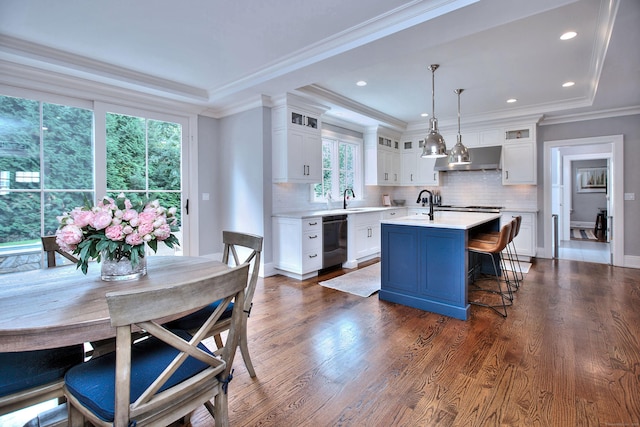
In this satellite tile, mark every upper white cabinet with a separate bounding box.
[365,128,401,186]
[400,139,439,186]
[502,123,537,185]
[272,95,327,183]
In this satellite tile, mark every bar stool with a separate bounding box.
[471,217,522,293]
[467,221,513,317]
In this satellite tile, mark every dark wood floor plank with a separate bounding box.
[188,258,640,426]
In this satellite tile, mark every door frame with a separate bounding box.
[543,135,624,266]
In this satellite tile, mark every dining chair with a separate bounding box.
[41,235,79,268]
[63,263,249,427]
[168,231,263,377]
[0,240,85,417]
[0,346,84,416]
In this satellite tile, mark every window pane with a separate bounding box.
[106,113,146,191]
[43,191,94,236]
[43,103,94,190]
[0,192,41,244]
[0,95,40,191]
[148,120,181,191]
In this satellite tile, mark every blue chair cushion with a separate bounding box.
[0,345,84,397]
[166,299,233,331]
[64,329,215,422]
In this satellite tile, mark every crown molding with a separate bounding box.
[299,84,408,132]
[539,105,640,126]
[207,0,479,101]
[0,34,209,101]
[0,60,206,115]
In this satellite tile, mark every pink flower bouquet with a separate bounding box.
[56,194,180,274]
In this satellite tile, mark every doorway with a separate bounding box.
[543,135,624,266]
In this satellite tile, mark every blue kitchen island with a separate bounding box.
[380,212,501,320]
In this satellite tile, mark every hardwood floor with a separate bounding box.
[191,258,640,426]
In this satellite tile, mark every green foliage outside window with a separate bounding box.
[0,95,183,247]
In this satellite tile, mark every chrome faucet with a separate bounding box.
[416,189,434,220]
[343,188,355,209]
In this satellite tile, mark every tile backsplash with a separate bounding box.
[272,169,537,214]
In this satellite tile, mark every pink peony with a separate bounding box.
[105,224,125,241]
[70,208,94,228]
[122,209,138,222]
[91,210,113,230]
[154,224,172,240]
[125,231,144,246]
[56,224,83,251]
[137,221,154,237]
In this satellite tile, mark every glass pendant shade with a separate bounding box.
[421,64,447,158]
[448,88,471,165]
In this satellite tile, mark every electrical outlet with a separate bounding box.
[624,193,635,201]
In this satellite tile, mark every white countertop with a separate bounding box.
[273,206,403,219]
[381,212,501,229]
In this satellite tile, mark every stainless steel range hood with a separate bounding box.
[434,146,502,171]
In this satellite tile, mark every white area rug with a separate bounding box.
[319,263,380,297]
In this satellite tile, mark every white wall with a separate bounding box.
[538,114,640,257]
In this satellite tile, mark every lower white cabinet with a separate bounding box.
[351,212,382,260]
[501,210,536,258]
[273,216,322,279]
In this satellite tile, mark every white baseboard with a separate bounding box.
[624,255,640,269]
[570,221,595,229]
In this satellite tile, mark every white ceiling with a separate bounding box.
[1,0,638,131]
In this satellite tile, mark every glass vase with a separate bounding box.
[100,251,147,281]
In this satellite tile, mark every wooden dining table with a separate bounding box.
[0,256,229,352]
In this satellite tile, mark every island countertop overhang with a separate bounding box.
[381,212,502,230]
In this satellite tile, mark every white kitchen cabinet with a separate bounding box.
[272,216,322,279]
[501,210,537,259]
[272,97,326,184]
[502,140,536,185]
[351,211,382,259]
[365,128,401,186]
[400,139,440,186]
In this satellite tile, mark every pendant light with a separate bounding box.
[421,64,447,158]
[448,88,471,165]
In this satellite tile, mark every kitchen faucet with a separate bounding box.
[343,188,355,209]
[416,189,434,220]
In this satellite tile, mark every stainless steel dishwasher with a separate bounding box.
[322,214,347,269]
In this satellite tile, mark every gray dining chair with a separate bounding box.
[63,263,249,427]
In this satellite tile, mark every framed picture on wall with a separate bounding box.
[577,167,607,193]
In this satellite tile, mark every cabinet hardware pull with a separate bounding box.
[309,221,317,226]
[309,254,317,258]
[309,235,318,239]
[505,171,509,179]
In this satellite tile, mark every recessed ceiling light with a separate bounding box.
[560,31,577,40]
[420,113,429,117]
[507,98,517,103]
[562,81,575,87]
[356,80,367,87]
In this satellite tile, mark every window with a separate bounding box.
[0,93,190,272]
[313,134,362,202]
[0,94,95,248]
